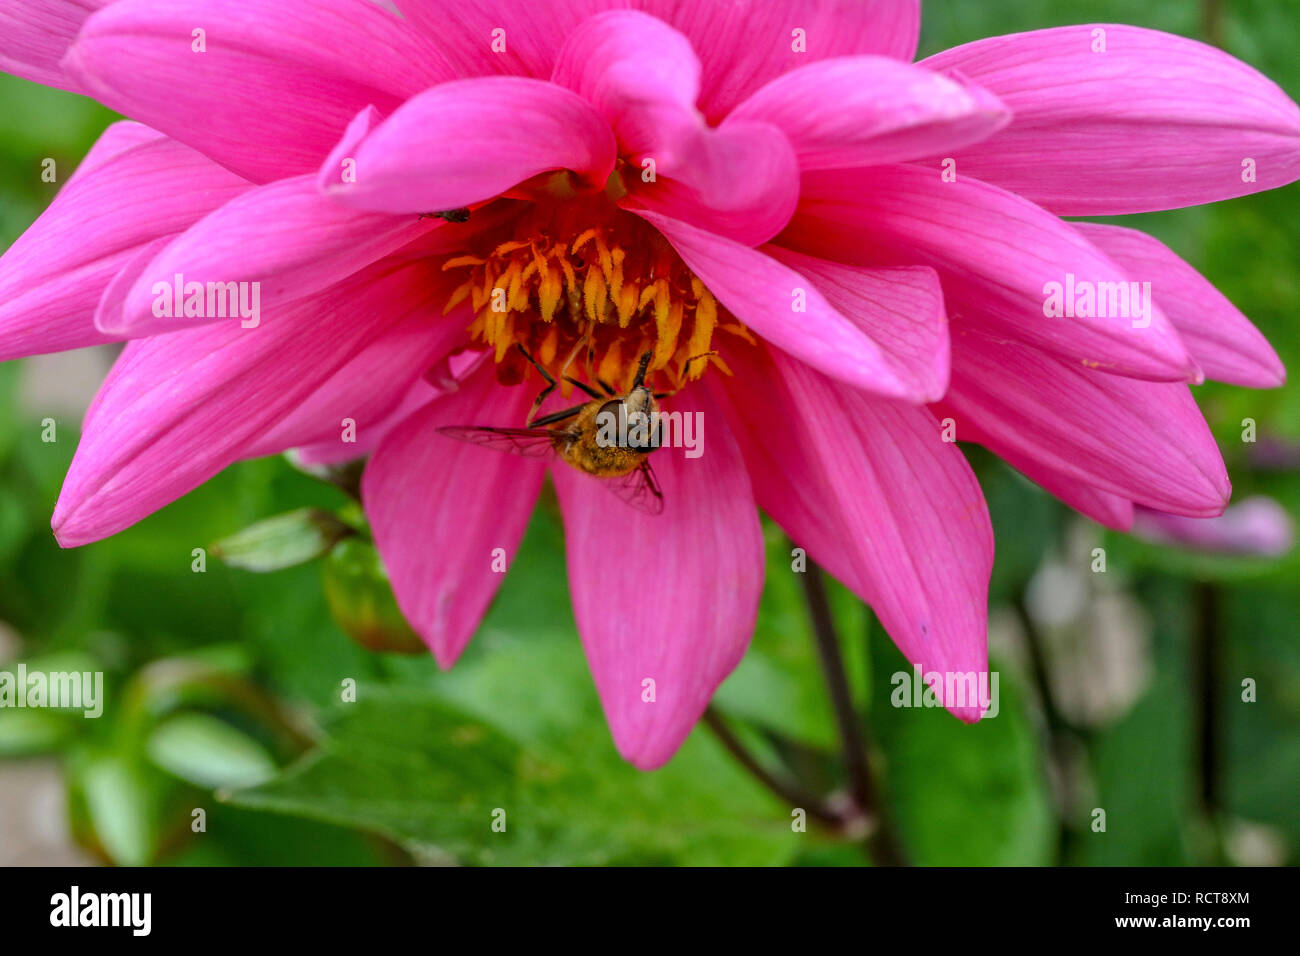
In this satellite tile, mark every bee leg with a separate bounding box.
[653,351,719,399]
[594,378,618,397]
[543,324,602,402]
[531,404,586,427]
[562,376,604,401]
[584,333,596,383]
[682,351,718,378]
[516,343,558,427]
[524,385,557,427]
[557,324,591,382]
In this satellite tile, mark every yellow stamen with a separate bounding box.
[582,267,606,324]
[538,323,559,367]
[440,212,741,392]
[685,292,717,381]
[539,263,562,323]
[443,279,473,315]
[654,296,683,370]
[599,337,624,388]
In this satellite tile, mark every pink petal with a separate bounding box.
[63,0,456,183]
[712,343,993,722]
[54,260,442,546]
[399,0,616,79]
[937,328,1230,518]
[91,235,174,337]
[638,0,921,122]
[1133,497,1293,556]
[918,25,1300,215]
[785,165,1199,382]
[249,298,469,458]
[766,248,950,402]
[291,376,438,466]
[0,124,251,361]
[618,123,799,246]
[318,76,617,214]
[728,56,1010,170]
[553,385,764,769]
[550,9,701,158]
[103,174,432,337]
[1073,223,1285,388]
[552,9,799,246]
[398,0,920,120]
[364,361,545,667]
[64,121,167,185]
[635,209,924,400]
[318,103,382,190]
[0,0,107,93]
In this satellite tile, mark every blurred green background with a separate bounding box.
[0,0,1297,866]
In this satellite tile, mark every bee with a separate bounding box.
[437,345,709,515]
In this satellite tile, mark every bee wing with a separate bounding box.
[600,459,665,516]
[435,425,567,461]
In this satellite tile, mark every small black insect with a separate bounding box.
[419,207,471,223]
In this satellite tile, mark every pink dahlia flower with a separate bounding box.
[1,0,1296,768]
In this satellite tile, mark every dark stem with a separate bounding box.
[323,458,366,502]
[798,558,908,866]
[1193,582,1221,820]
[1203,0,1225,48]
[1013,594,1085,863]
[1015,595,1068,734]
[701,707,846,829]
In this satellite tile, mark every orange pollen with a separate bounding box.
[440,208,749,393]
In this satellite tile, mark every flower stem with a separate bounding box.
[323,459,366,502]
[1203,0,1225,48]
[1013,593,1087,863]
[701,707,846,828]
[1193,580,1228,863]
[798,558,908,866]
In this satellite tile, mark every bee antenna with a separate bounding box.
[632,351,654,389]
[682,351,718,377]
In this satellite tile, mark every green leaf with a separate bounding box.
[0,710,72,756]
[146,713,279,790]
[164,805,401,866]
[211,508,353,573]
[72,752,161,867]
[230,683,804,866]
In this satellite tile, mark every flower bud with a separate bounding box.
[322,538,426,654]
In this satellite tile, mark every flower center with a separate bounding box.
[440,197,747,393]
